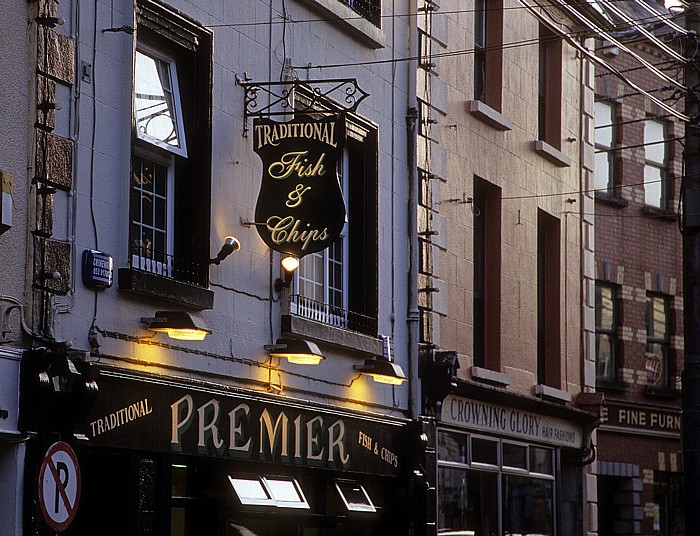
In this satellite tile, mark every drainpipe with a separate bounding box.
[407,0,421,420]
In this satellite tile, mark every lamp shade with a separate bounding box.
[141,311,211,341]
[355,358,407,385]
[267,338,325,365]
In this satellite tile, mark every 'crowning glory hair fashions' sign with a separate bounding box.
[253,115,346,258]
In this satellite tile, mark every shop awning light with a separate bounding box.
[354,358,407,385]
[265,337,325,365]
[228,475,309,509]
[141,311,211,341]
[334,479,376,512]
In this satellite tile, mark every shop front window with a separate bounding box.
[437,432,555,536]
[503,475,553,535]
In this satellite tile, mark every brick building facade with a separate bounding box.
[593,2,685,534]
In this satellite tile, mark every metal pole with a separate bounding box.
[683,4,700,533]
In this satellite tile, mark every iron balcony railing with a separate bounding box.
[130,246,208,288]
[339,0,381,27]
[290,294,377,336]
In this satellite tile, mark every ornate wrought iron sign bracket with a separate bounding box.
[236,76,369,136]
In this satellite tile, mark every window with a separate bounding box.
[134,48,187,157]
[128,1,212,290]
[654,472,684,536]
[437,431,555,536]
[292,120,378,335]
[474,0,504,110]
[594,101,617,194]
[595,282,618,386]
[538,24,563,149]
[537,210,561,388]
[473,177,501,370]
[339,0,380,27]
[646,293,670,389]
[644,119,668,209]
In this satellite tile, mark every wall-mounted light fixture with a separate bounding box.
[274,255,299,293]
[354,358,407,385]
[265,337,325,365]
[141,311,211,341]
[209,236,241,265]
[354,335,407,385]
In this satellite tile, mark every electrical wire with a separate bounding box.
[519,0,689,121]
[203,0,685,30]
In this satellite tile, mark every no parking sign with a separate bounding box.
[38,441,81,532]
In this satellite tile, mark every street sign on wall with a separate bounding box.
[38,441,81,532]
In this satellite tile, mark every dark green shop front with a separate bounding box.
[61,368,412,536]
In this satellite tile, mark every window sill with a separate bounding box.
[299,0,385,48]
[118,268,214,310]
[641,205,678,222]
[470,366,512,387]
[533,140,571,168]
[596,380,628,393]
[595,191,628,208]
[281,314,383,356]
[645,385,681,399]
[467,100,512,131]
[533,384,572,405]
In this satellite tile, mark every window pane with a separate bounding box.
[438,431,468,463]
[645,120,666,165]
[594,152,612,191]
[471,437,498,466]
[596,285,614,330]
[135,50,187,155]
[596,333,614,381]
[503,475,554,536]
[646,343,667,386]
[503,443,527,469]
[647,296,668,339]
[594,102,614,147]
[644,165,663,208]
[438,468,498,535]
[530,447,553,475]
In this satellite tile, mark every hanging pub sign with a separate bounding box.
[253,115,346,258]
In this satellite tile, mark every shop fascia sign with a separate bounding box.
[601,401,681,437]
[441,394,584,449]
[86,374,404,476]
[252,115,346,258]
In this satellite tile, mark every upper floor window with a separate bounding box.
[474,0,504,110]
[595,282,618,386]
[339,0,380,27]
[292,120,378,336]
[594,101,617,194]
[646,293,670,389]
[537,210,561,388]
[134,48,187,157]
[129,0,212,290]
[644,119,669,209]
[538,24,563,149]
[473,177,502,370]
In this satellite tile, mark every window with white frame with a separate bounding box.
[130,150,174,276]
[594,101,616,194]
[644,119,668,209]
[291,119,378,336]
[134,48,187,157]
[437,430,555,535]
[128,0,213,291]
[296,151,349,328]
